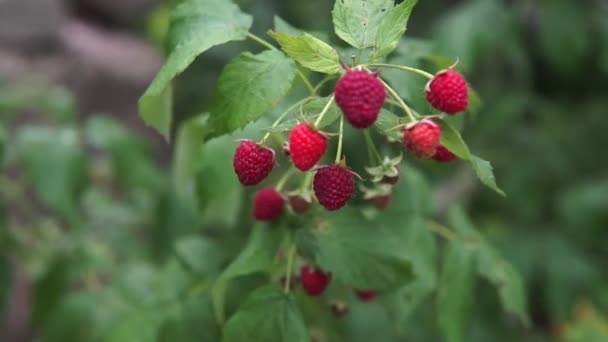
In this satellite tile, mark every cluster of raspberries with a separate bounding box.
[233,67,468,222]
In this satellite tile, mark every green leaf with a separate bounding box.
[384,217,437,326]
[371,0,418,60]
[218,225,283,283]
[449,208,529,325]
[159,297,220,342]
[223,285,309,342]
[16,127,88,224]
[273,16,304,36]
[208,50,296,137]
[470,155,506,196]
[296,208,415,291]
[269,32,341,74]
[437,241,475,342]
[139,0,253,138]
[332,0,394,49]
[436,119,471,161]
[174,236,224,275]
[467,86,482,116]
[374,109,404,142]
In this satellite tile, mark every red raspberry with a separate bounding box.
[233,140,275,186]
[252,188,284,221]
[335,70,386,128]
[313,165,355,211]
[289,123,327,171]
[300,265,331,296]
[433,145,457,162]
[425,69,468,114]
[355,289,377,301]
[403,120,441,159]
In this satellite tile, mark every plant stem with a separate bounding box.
[367,63,434,80]
[379,78,418,123]
[247,32,316,95]
[335,115,345,164]
[427,221,458,241]
[261,97,314,144]
[276,167,296,192]
[363,129,382,164]
[284,243,297,293]
[313,95,335,128]
[300,172,313,192]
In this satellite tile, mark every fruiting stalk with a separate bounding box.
[260,97,314,144]
[335,115,344,164]
[363,129,382,165]
[284,243,297,293]
[313,95,335,128]
[380,78,418,123]
[366,63,434,80]
[276,167,296,192]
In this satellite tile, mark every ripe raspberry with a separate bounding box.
[425,69,468,114]
[433,145,457,162]
[403,120,441,159]
[355,289,377,301]
[313,165,355,211]
[335,70,386,128]
[252,188,284,221]
[233,140,275,186]
[289,123,327,171]
[300,265,331,296]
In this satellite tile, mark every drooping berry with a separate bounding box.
[289,123,327,171]
[335,70,386,129]
[288,193,312,215]
[330,301,349,318]
[252,188,284,221]
[403,120,441,159]
[300,265,331,296]
[233,140,275,186]
[355,289,377,301]
[433,145,457,162]
[425,69,468,114]
[313,165,355,211]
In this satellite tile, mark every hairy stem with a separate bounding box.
[335,115,345,164]
[367,63,434,80]
[313,95,335,128]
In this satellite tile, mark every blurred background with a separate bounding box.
[1,0,607,341]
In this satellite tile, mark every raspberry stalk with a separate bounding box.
[379,78,418,123]
[366,63,434,80]
[313,95,335,128]
[261,97,314,144]
[335,116,345,163]
[283,243,297,293]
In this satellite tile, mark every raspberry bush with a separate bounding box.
[147,0,526,341]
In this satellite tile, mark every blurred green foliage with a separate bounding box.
[1,0,607,341]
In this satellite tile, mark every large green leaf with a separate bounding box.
[207,50,297,138]
[16,127,88,224]
[371,0,418,61]
[436,119,471,161]
[222,285,310,342]
[158,297,220,342]
[470,155,506,196]
[332,0,394,49]
[449,208,529,325]
[172,114,208,193]
[296,208,415,291]
[139,0,253,138]
[269,32,341,74]
[218,225,283,283]
[437,241,475,342]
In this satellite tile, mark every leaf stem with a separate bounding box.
[313,95,335,128]
[427,220,458,241]
[367,63,434,80]
[261,97,315,144]
[276,167,296,192]
[379,78,418,123]
[247,32,316,95]
[335,115,345,164]
[363,129,382,165]
[284,243,297,293]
